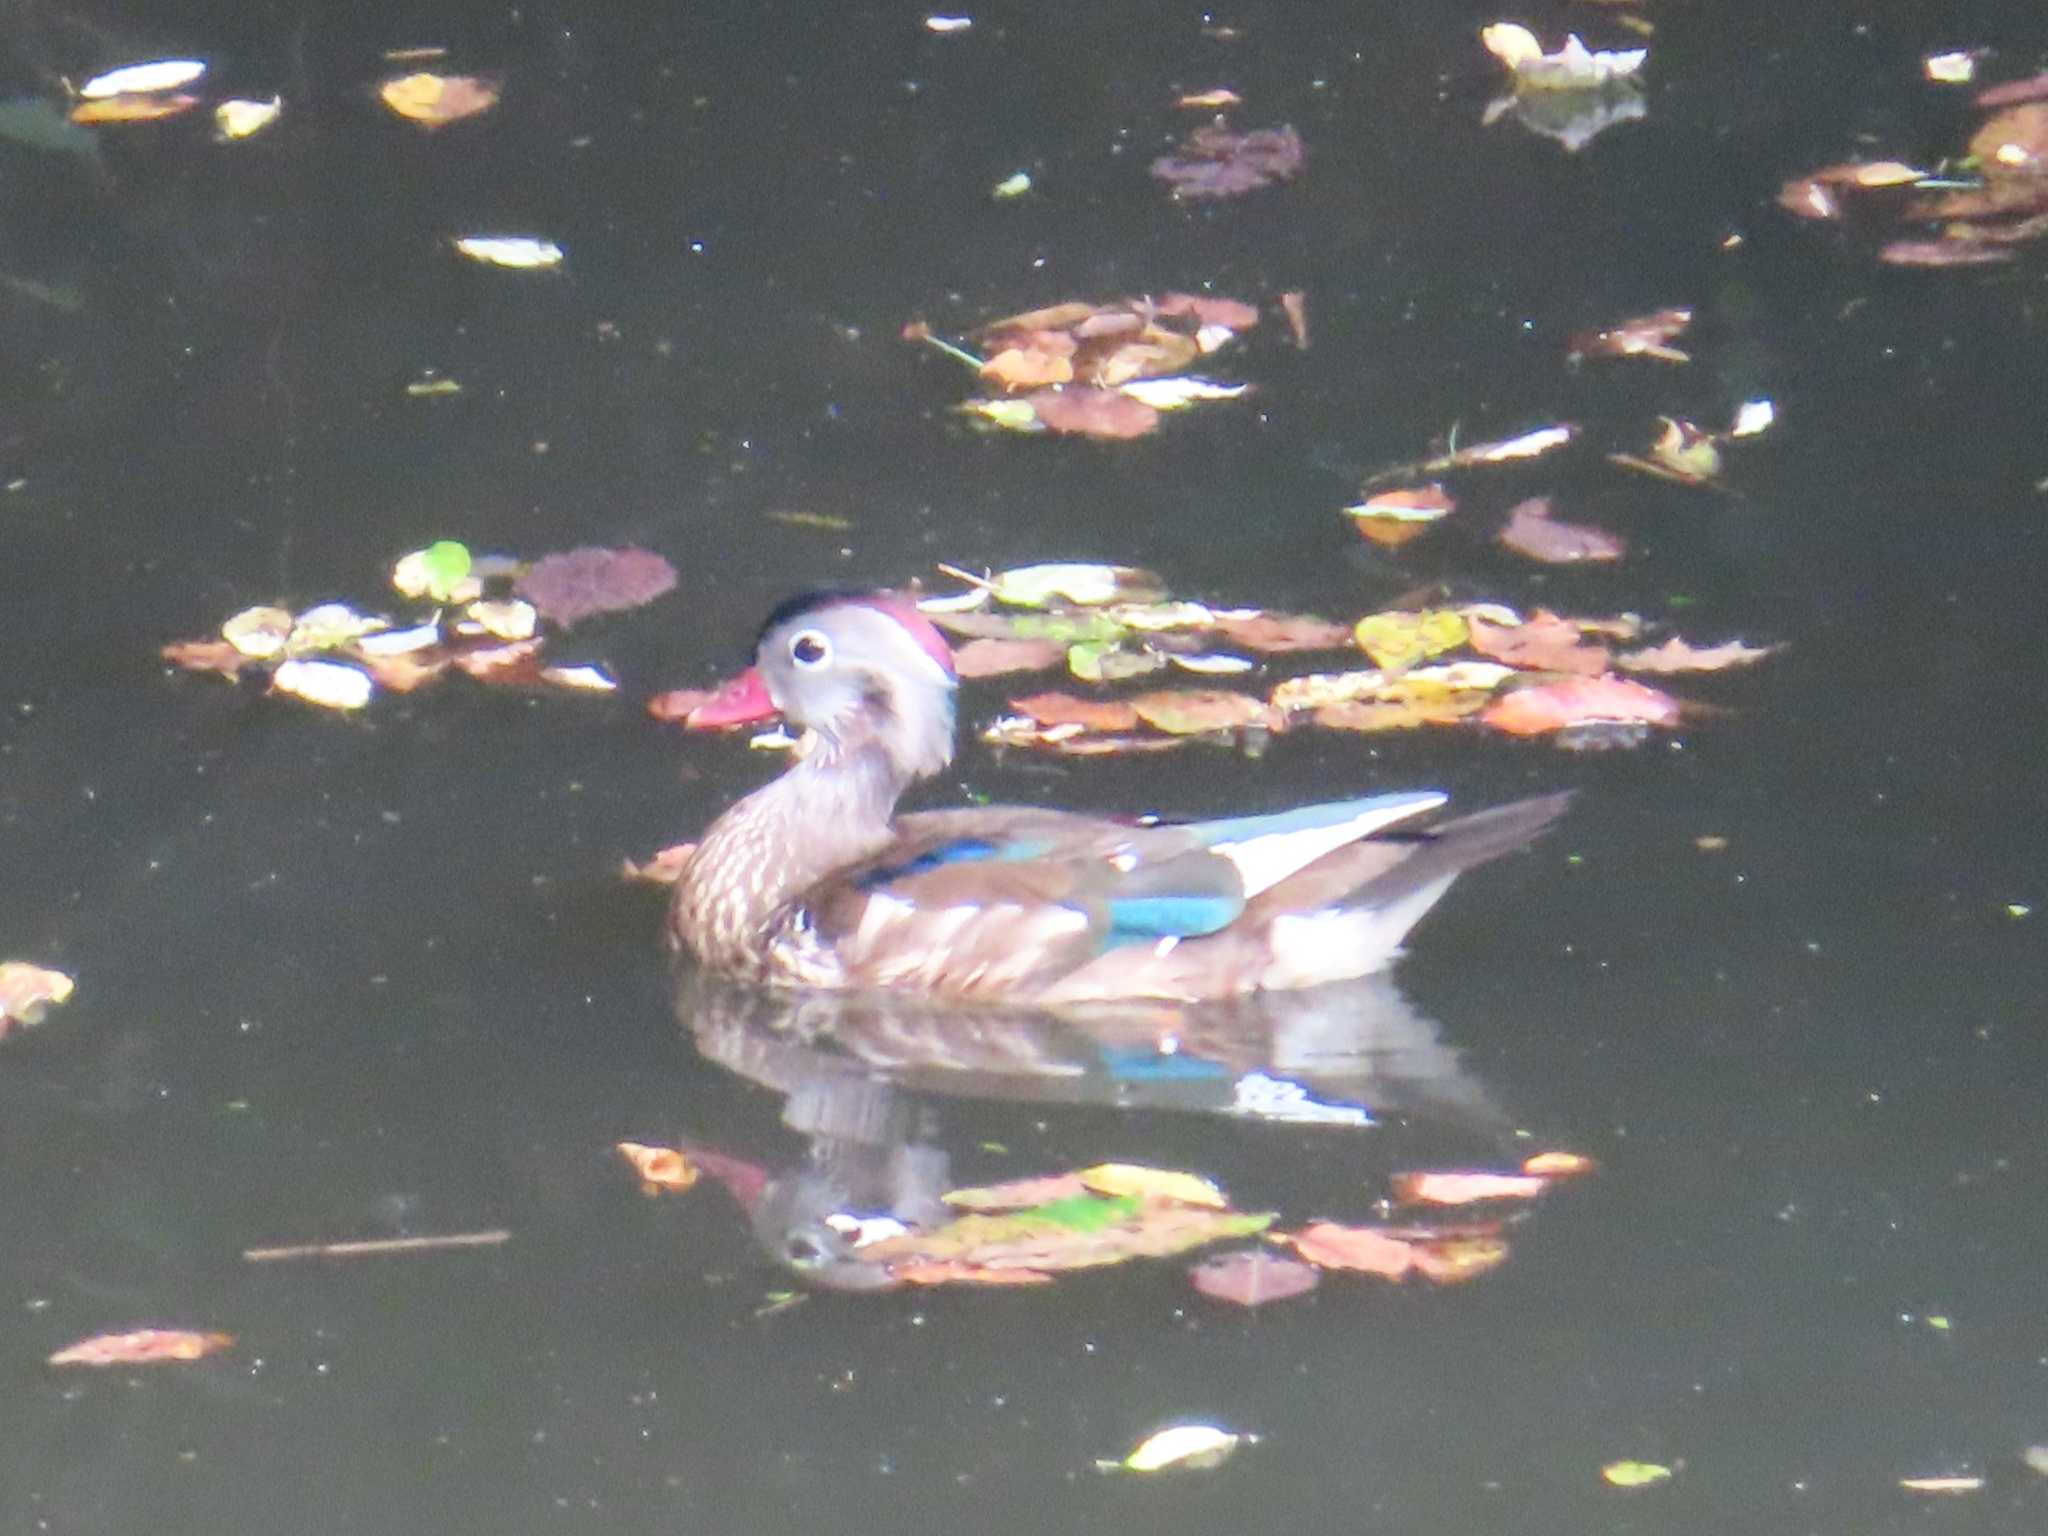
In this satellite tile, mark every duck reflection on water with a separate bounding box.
[671,968,1523,1291]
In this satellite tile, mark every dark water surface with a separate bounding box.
[5,1,2048,1531]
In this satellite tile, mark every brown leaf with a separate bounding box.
[1209,612,1351,652]
[451,638,545,683]
[1481,674,1680,735]
[48,1329,234,1366]
[1125,689,1273,734]
[1007,693,1142,731]
[952,637,1065,677]
[977,301,1103,337]
[1088,327,1199,387]
[516,546,678,628]
[621,842,695,884]
[1313,698,1474,732]
[980,336,1076,390]
[1389,1170,1550,1206]
[944,1173,1091,1209]
[377,72,501,127]
[1971,101,2048,176]
[161,638,255,680]
[1467,611,1610,674]
[1498,497,1626,563]
[1188,1248,1321,1306]
[357,650,452,693]
[1279,290,1309,348]
[1285,1221,1419,1278]
[69,93,200,124]
[1978,72,2048,109]
[1616,636,1777,673]
[1151,122,1304,199]
[1876,239,2015,268]
[1023,387,1160,439]
[1150,292,1262,333]
[616,1141,700,1193]
[1568,306,1692,363]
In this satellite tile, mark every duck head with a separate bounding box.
[688,592,959,783]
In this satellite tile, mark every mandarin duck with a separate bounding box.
[669,591,1569,1003]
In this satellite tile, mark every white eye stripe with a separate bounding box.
[789,629,832,668]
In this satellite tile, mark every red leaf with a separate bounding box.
[1188,1247,1321,1306]
[1467,611,1609,674]
[516,547,678,628]
[48,1329,234,1367]
[1389,1170,1550,1206]
[1497,497,1626,563]
[1008,693,1142,731]
[1022,387,1160,439]
[1481,674,1680,736]
[1285,1221,1418,1278]
[952,637,1066,677]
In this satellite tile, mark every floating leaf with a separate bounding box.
[1481,674,1679,735]
[1468,611,1609,674]
[1523,1151,1598,1177]
[1568,306,1691,363]
[378,72,500,127]
[79,60,207,98]
[0,962,74,1038]
[452,236,563,270]
[1616,637,1776,673]
[987,563,1164,607]
[1067,642,1166,682]
[516,546,677,627]
[1353,609,1469,670]
[161,639,253,679]
[391,540,475,603]
[213,97,281,141]
[1125,689,1273,735]
[1601,1460,1674,1489]
[1286,1221,1419,1278]
[1898,1475,1985,1494]
[859,1199,1272,1275]
[1345,483,1455,548]
[221,605,295,659]
[1497,497,1626,563]
[1103,1424,1249,1473]
[1116,376,1251,409]
[1876,239,2014,268]
[48,1329,233,1367]
[272,659,373,711]
[616,1141,700,1193]
[1481,24,1646,90]
[1188,1248,1320,1307]
[1006,694,1143,731]
[290,603,386,653]
[1210,612,1352,652]
[1023,386,1160,439]
[1151,122,1304,199]
[71,93,199,124]
[1176,88,1243,109]
[539,664,617,692]
[1971,101,2048,175]
[951,636,1065,676]
[1390,1170,1550,1206]
[1079,1163,1227,1208]
[943,1173,1091,1209]
[620,842,695,884]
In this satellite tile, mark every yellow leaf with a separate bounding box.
[1352,609,1468,670]
[1103,1424,1248,1473]
[1079,1163,1226,1208]
[1601,1460,1674,1488]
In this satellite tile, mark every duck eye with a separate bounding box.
[789,630,831,668]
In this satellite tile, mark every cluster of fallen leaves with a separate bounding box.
[63,51,501,136]
[652,560,1772,753]
[1779,70,2048,267]
[162,541,675,711]
[624,1143,1592,1299]
[904,292,1274,440]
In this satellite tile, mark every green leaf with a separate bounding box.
[420,540,473,602]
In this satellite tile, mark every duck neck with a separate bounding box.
[676,735,913,972]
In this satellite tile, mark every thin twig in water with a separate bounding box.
[242,1229,511,1262]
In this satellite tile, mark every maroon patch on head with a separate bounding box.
[863,596,957,679]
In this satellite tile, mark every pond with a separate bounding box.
[4,1,2047,1531]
